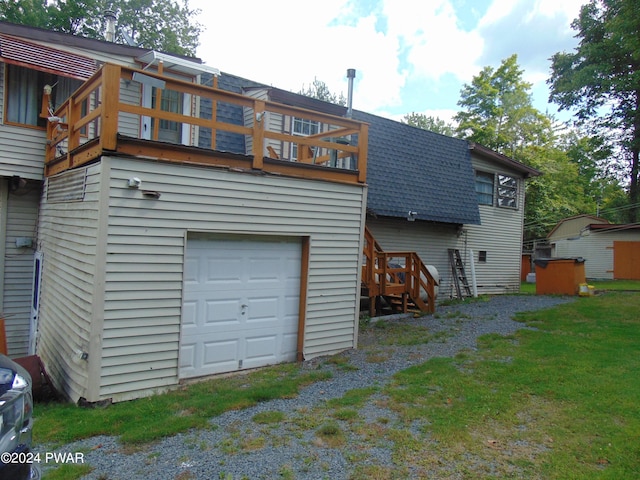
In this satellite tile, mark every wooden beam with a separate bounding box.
[297,236,310,362]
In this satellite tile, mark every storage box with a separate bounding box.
[534,258,586,295]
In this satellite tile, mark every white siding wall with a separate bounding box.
[38,156,366,402]
[466,156,526,294]
[36,165,101,401]
[0,62,48,180]
[552,230,640,279]
[366,217,462,299]
[100,157,365,401]
[243,88,283,157]
[2,181,40,356]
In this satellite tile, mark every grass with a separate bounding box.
[520,279,640,294]
[34,363,330,446]
[383,291,640,479]
[34,285,640,479]
[40,464,93,480]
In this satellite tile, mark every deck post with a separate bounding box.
[100,64,121,151]
[252,100,265,170]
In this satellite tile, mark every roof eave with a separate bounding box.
[469,142,541,178]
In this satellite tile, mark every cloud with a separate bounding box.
[189,0,584,119]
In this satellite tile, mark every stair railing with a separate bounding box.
[362,227,437,314]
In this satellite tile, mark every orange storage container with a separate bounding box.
[534,258,586,296]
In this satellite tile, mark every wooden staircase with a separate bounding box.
[361,226,438,316]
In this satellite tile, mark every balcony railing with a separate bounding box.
[44,63,368,183]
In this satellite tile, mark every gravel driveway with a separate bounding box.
[36,295,573,480]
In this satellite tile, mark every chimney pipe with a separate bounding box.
[346,68,356,118]
[104,10,117,42]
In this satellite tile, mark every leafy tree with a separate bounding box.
[455,54,553,157]
[298,78,346,106]
[0,0,202,56]
[548,0,640,222]
[0,0,48,28]
[402,112,456,137]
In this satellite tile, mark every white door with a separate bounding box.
[180,235,301,379]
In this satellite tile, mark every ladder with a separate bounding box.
[448,249,471,299]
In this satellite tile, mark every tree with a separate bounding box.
[298,78,346,106]
[402,112,456,137]
[455,54,553,156]
[548,0,640,222]
[0,0,202,56]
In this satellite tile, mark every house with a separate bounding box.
[201,87,540,301]
[355,110,540,297]
[2,20,538,404]
[548,215,640,279]
[1,22,369,403]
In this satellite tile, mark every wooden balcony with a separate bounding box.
[44,63,368,184]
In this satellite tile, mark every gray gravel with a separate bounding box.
[35,295,574,480]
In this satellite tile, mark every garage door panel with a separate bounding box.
[182,300,197,328]
[180,236,301,379]
[205,257,243,284]
[206,299,243,325]
[246,296,279,321]
[183,258,200,283]
[179,343,196,372]
[203,339,240,370]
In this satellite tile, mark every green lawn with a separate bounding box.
[381,291,640,479]
[521,279,640,294]
[35,289,640,480]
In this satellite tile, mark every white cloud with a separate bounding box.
[188,0,584,118]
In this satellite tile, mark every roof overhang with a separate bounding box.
[0,33,96,80]
[587,223,640,232]
[136,50,220,77]
[251,87,347,116]
[469,142,541,178]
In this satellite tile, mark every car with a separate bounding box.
[0,354,39,479]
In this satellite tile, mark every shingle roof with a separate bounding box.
[352,111,481,225]
[199,72,266,152]
[203,75,481,226]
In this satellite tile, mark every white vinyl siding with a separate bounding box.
[243,88,283,157]
[465,155,526,294]
[366,217,460,298]
[37,155,366,402]
[118,79,142,138]
[2,182,39,356]
[368,155,528,297]
[36,165,101,401]
[0,62,47,180]
[552,230,640,279]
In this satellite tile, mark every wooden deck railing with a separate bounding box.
[362,226,437,315]
[44,63,368,182]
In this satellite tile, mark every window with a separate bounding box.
[475,171,494,205]
[291,117,319,160]
[478,251,487,263]
[5,64,82,128]
[151,88,183,143]
[497,174,518,208]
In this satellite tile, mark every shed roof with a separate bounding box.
[352,110,481,225]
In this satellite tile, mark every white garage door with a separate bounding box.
[180,235,301,379]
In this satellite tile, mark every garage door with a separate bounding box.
[180,235,301,379]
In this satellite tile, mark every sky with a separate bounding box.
[188,0,585,124]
